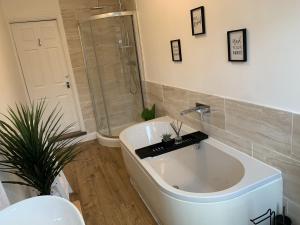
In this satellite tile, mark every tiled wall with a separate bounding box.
[143,80,300,224]
[59,0,97,132]
[58,0,136,133]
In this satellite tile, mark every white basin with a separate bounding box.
[0,196,85,225]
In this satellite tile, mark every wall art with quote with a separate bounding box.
[227,29,247,62]
[170,39,182,62]
[190,6,206,35]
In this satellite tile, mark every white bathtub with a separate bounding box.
[120,117,283,225]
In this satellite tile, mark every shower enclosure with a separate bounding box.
[79,12,144,138]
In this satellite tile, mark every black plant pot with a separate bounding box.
[275,215,292,225]
[162,139,175,148]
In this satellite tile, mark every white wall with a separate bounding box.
[0,5,26,113]
[136,0,300,112]
[0,2,29,204]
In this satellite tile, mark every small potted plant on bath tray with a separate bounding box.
[161,133,174,148]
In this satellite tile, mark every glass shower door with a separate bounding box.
[80,13,144,137]
[80,21,110,137]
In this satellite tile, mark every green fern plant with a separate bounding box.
[0,100,81,195]
[141,104,156,121]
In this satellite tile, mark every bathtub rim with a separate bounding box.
[120,116,282,203]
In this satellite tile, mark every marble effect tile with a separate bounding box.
[202,122,253,156]
[225,99,292,155]
[253,144,300,204]
[162,85,189,120]
[292,114,300,160]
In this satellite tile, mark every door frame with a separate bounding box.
[8,17,86,132]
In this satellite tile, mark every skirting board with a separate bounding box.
[80,132,97,142]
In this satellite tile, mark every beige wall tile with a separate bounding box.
[288,199,300,225]
[144,81,164,103]
[70,52,85,69]
[59,0,88,10]
[177,115,203,132]
[202,122,253,156]
[253,144,300,204]
[122,0,136,10]
[163,85,189,106]
[72,67,96,132]
[80,101,95,119]
[292,114,300,160]
[66,36,83,55]
[144,83,251,156]
[60,9,79,37]
[84,118,97,133]
[73,68,92,99]
[226,100,292,155]
[163,85,189,120]
[143,81,165,117]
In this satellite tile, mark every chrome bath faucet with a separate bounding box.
[180,103,210,120]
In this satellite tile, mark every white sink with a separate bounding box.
[0,196,85,225]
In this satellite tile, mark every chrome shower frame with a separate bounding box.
[78,11,145,138]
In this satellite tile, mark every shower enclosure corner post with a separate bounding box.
[131,11,146,109]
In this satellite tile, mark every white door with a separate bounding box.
[12,20,80,132]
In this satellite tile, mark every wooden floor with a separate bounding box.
[64,141,157,225]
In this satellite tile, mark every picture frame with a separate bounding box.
[170,39,182,62]
[227,29,247,62]
[190,6,206,35]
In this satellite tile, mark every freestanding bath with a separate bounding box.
[120,117,283,225]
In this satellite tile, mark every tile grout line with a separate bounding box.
[290,113,294,155]
[253,141,300,163]
[162,84,165,103]
[224,98,227,131]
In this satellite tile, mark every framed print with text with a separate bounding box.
[191,6,206,35]
[170,39,182,62]
[227,28,247,62]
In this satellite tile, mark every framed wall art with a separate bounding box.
[227,28,247,62]
[170,39,182,62]
[190,6,206,35]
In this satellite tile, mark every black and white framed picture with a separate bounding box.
[190,6,206,35]
[227,29,247,62]
[170,39,182,62]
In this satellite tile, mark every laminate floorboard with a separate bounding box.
[64,141,157,225]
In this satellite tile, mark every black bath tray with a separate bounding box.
[135,131,208,159]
